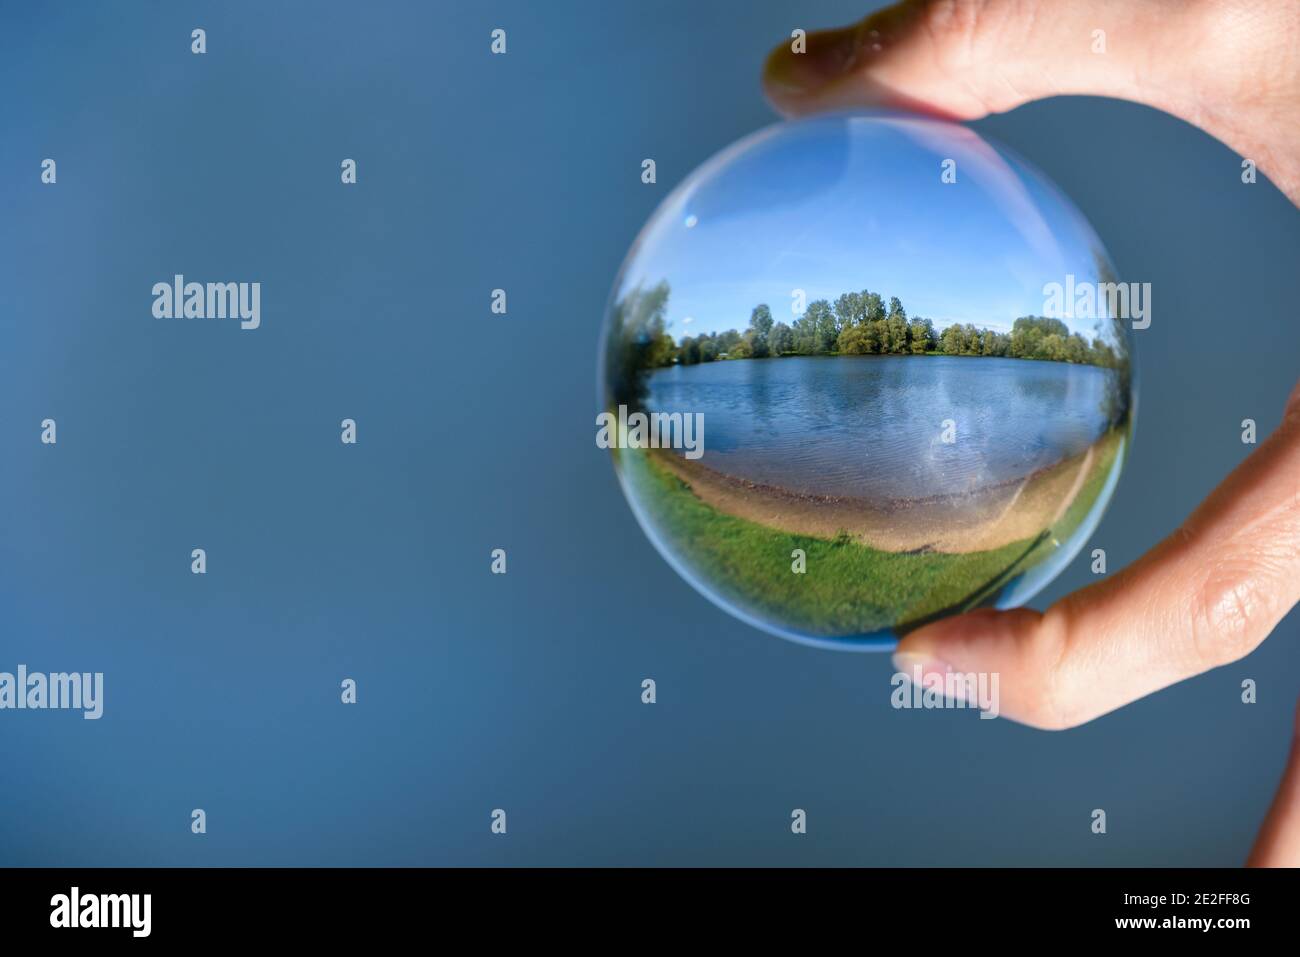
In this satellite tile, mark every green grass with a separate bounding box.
[618,431,1124,639]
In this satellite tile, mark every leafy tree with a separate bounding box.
[833,292,865,333]
[1065,333,1087,364]
[1091,337,1117,368]
[604,280,673,407]
[791,312,816,354]
[869,319,889,354]
[747,304,774,358]
[770,321,795,356]
[909,317,934,353]
[680,337,701,365]
[1041,333,1066,362]
[805,299,837,353]
[837,324,872,354]
[981,330,1009,356]
[940,324,965,355]
[863,292,886,324]
[887,315,909,354]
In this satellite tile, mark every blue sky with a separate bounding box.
[617,114,1118,343]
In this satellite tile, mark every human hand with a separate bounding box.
[764,0,1300,204]
[764,0,1300,863]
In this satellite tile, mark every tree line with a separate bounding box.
[671,289,1122,369]
[604,281,1126,410]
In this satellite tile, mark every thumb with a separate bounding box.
[762,0,1210,122]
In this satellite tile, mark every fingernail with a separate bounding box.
[765,24,865,96]
[891,650,955,690]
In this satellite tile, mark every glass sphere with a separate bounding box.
[600,112,1135,650]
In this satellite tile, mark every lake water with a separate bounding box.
[645,355,1120,501]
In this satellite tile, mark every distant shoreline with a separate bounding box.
[656,351,1121,367]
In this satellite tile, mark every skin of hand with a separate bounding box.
[762,0,1300,863]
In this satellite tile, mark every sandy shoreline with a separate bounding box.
[647,435,1113,554]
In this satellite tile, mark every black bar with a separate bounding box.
[0,867,1288,942]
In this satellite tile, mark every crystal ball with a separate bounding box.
[600,112,1135,650]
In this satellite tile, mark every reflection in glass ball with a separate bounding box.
[600,112,1135,650]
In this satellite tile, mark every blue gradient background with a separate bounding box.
[1,0,1297,866]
